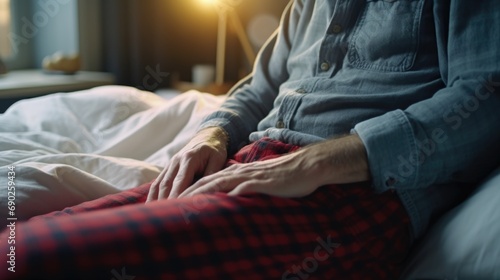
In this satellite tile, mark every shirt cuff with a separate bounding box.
[198,113,251,155]
[353,109,419,193]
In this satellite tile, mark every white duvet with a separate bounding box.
[0,86,225,220]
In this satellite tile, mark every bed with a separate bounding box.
[0,85,499,279]
[0,85,225,220]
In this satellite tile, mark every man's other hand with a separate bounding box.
[146,127,228,202]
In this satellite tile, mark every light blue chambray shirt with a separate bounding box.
[199,0,500,239]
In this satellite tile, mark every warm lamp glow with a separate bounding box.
[199,0,216,5]
[196,0,255,85]
[198,0,243,9]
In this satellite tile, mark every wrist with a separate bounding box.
[198,126,229,149]
[299,134,370,185]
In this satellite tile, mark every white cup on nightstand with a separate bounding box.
[192,64,215,87]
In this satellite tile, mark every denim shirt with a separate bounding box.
[200,0,500,239]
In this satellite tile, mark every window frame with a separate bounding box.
[2,0,111,72]
[3,0,34,70]
[0,0,12,59]
[3,0,84,71]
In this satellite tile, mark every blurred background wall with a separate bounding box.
[98,0,290,89]
[2,0,290,90]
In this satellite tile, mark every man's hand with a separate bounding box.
[172,134,370,199]
[146,127,228,202]
[176,151,324,198]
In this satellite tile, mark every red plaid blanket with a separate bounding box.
[1,138,411,279]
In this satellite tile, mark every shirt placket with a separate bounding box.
[317,0,353,79]
[276,89,306,130]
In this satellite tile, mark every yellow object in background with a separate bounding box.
[42,52,81,74]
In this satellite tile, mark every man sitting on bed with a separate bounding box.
[2,0,500,279]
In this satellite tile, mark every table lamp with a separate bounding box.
[200,0,256,85]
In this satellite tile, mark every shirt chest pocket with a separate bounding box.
[348,0,425,72]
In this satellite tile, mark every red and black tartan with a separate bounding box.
[1,138,411,280]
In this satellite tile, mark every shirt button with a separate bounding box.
[385,177,397,187]
[320,62,330,71]
[276,120,285,129]
[296,88,306,94]
[332,24,343,34]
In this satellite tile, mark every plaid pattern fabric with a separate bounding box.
[1,138,411,280]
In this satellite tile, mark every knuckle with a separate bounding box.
[173,174,186,183]
[180,151,199,163]
[253,171,268,179]
[160,178,171,188]
[183,150,196,158]
[213,178,228,190]
[171,154,182,162]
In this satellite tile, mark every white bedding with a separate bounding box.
[0,86,225,220]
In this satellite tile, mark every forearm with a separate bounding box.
[293,134,371,187]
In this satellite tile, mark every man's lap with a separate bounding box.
[0,138,412,279]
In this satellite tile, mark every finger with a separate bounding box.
[178,184,212,198]
[203,155,225,177]
[146,181,159,203]
[158,162,180,200]
[227,181,262,196]
[146,164,171,203]
[179,175,242,198]
[168,158,198,199]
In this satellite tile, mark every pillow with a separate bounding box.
[401,167,500,279]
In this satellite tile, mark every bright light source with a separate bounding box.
[199,0,217,5]
[199,0,243,9]
[196,0,252,85]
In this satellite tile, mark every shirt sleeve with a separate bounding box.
[198,0,303,155]
[354,0,500,192]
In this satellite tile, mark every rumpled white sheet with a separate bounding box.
[0,86,225,220]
